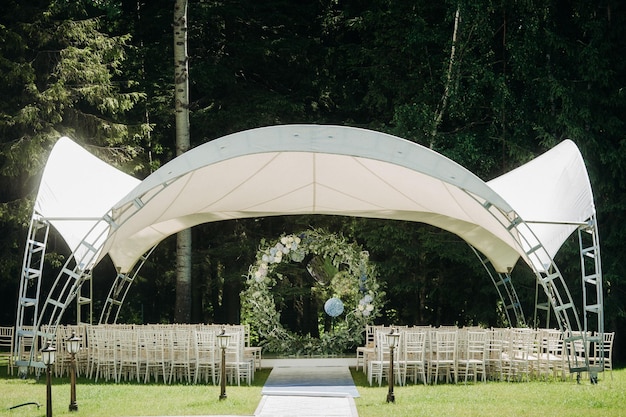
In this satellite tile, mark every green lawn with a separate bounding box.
[1,361,624,417]
[351,369,626,417]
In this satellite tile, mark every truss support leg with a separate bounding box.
[469,245,525,327]
[77,273,93,324]
[100,245,157,324]
[14,216,50,373]
[578,215,604,382]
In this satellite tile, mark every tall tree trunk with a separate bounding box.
[430,5,461,148]
[173,0,191,323]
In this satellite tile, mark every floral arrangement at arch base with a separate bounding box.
[241,228,384,356]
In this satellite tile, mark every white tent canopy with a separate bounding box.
[487,139,596,271]
[34,137,140,268]
[35,125,596,275]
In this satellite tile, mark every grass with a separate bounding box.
[350,369,626,417]
[1,360,625,417]
[1,364,270,417]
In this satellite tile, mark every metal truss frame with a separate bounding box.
[14,185,604,383]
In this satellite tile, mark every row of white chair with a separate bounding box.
[84,324,257,385]
[3,323,258,385]
[358,326,614,385]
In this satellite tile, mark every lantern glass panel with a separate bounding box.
[41,342,57,365]
[217,334,230,349]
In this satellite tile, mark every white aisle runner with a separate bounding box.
[261,366,360,398]
[255,394,358,417]
[256,366,359,417]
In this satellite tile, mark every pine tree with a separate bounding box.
[0,0,147,322]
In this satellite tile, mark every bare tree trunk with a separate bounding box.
[430,5,461,148]
[173,0,191,323]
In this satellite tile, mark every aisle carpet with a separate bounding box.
[261,366,360,398]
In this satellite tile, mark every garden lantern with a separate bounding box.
[66,331,82,411]
[216,328,231,400]
[42,340,57,417]
[386,329,400,403]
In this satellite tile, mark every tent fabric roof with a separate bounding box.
[36,125,596,275]
[487,139,595,270]
[34,137,141,267]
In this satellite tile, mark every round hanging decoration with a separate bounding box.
[324,297,344,317]
[241,228,383,356]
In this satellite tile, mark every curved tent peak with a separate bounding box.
[487,139,596,266]
[35,136,141,268]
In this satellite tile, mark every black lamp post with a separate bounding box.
[41,340,57,417]
[66,331,82,412]
[386,329,400,403]
[216,328,231,401]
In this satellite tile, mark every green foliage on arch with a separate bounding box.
[241,228,384,356]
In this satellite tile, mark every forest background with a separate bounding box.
[0,1,624,363]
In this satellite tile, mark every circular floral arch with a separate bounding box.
[241,229,383,356]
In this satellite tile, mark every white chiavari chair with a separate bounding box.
[0,326,15,375]
[356,324,378,373]
[225,330,254,386]
[485,328,508,381]
[194,329,218,384]
[367,329,402,386]
[428,328,458,384]
[402,328,427,385]
[505,328,534,382]
[167,326,193,384]
[535,328,565,380]
[367,330,387,386]
[86,324,97,379]
[593,331,615,379]
[75,325,89,377]
[139,326,167,383]
[91,326,118,382]
[55,325,84,378]
[117,326,139,382]
[241,323,262,370]
[457,329,487,383]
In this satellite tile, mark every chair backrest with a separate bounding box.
[538,329,563,355]
[464,330,487,360]
[432,330,457,361]
[403,329,426,361]
[92,326,117,362]
[225,330,245,362]
[168,328,191,362]
[139,327,165,362]
[566,330,592,362]
[0,326,14,351]
[117,327,138,360]
[243,324,251,347]
[509,328,535,360]
[194,329,217,363]
[594,331,615,360]
[364,325,376,346]
[374,330,392,361]
[55,325,85,360]
[195,329,216,348]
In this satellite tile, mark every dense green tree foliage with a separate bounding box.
[0,0,148,323]
[0,0,624,361]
